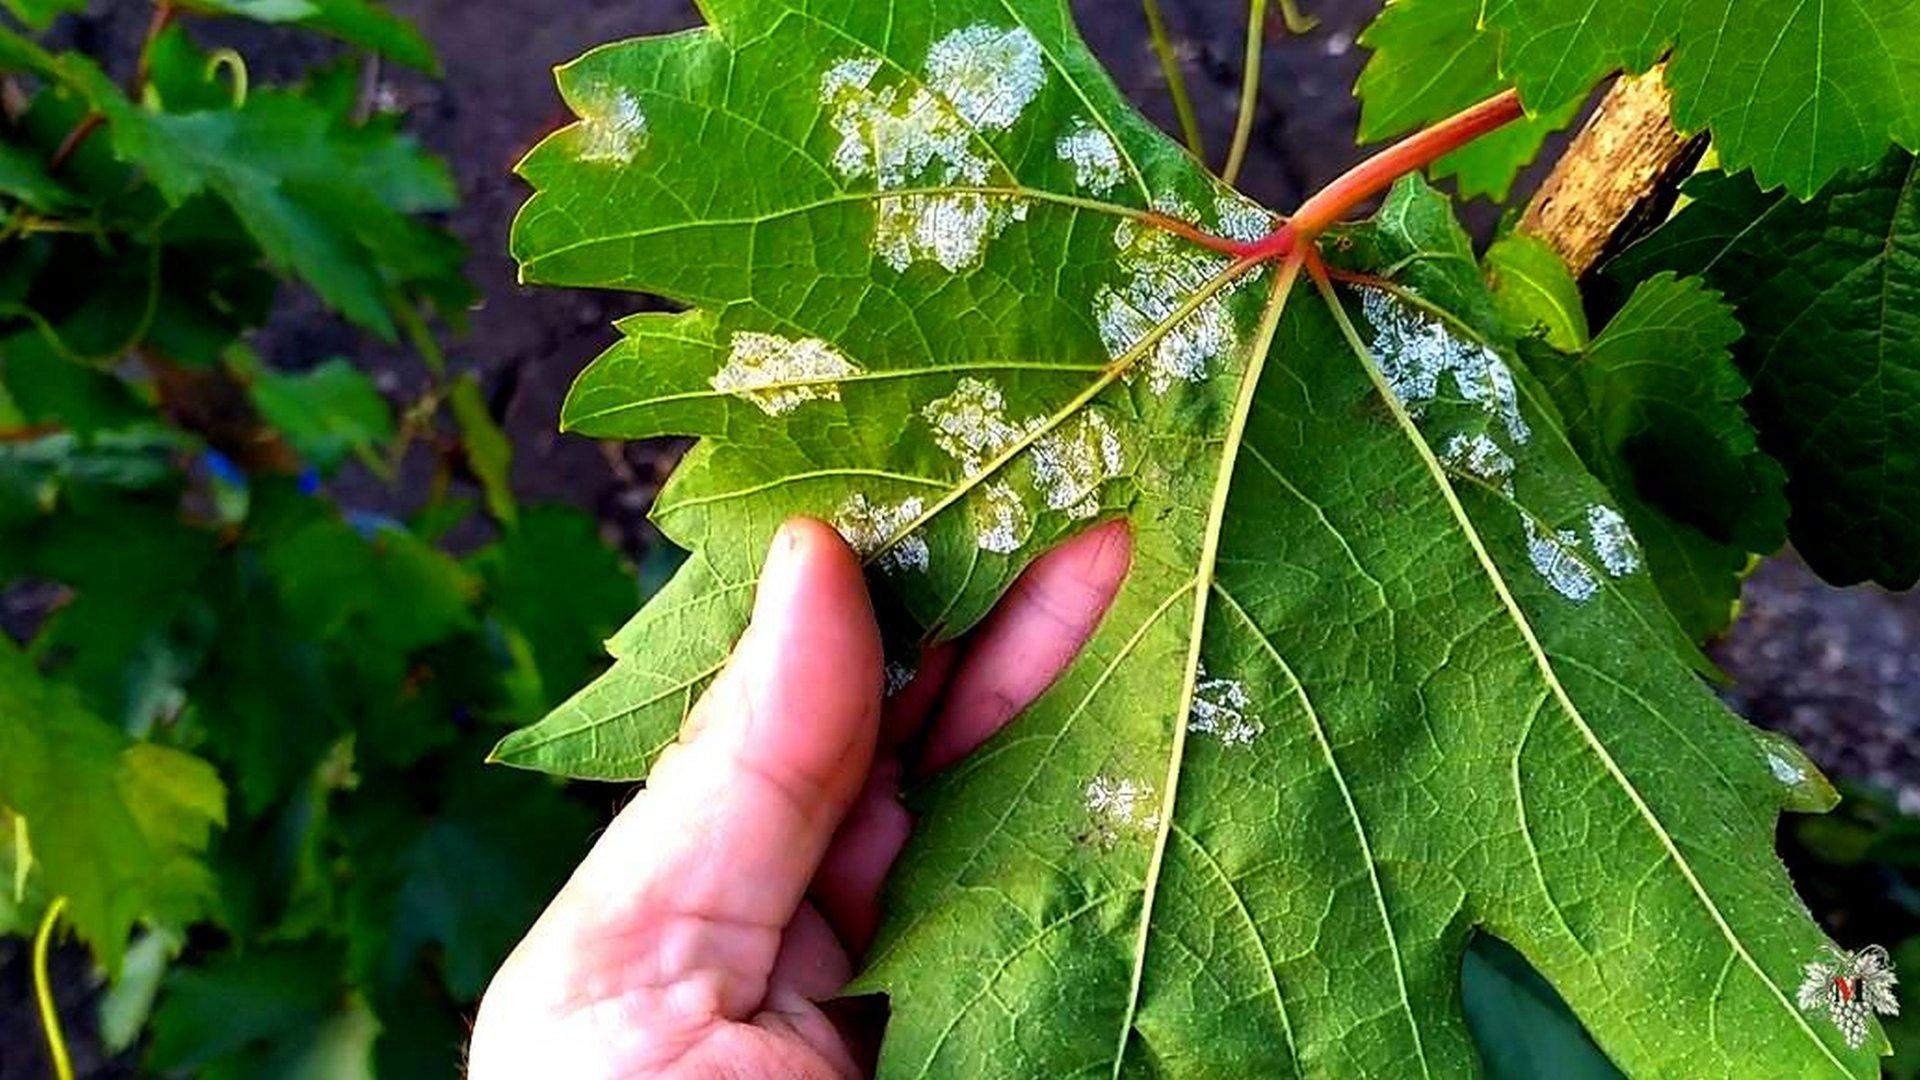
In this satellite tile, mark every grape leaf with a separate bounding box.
[1484,233,1588,352]
[0,140,76,212]
[1528,272,1788,641]
[341,764,593,1001]
[1477,0,1920,195]
[0,0,82,29]
[179,0,439,73]
[1354,0,1580,200]
[469,505,635,710]
[1609,152,1920,588]
[246,357,394,473]
[501,4,1881,1073]
[0,640,225,970]
[147,941,366,1076]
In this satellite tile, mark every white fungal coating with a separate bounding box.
[833,493,930,573]
[1213,193,1274,243]
[1190,665,1264,746]
[1056,119,1125,194]
[925,25,1047,131]
[820,30,1041,271]
[1098,209,1238,393]
[710,332,862,415]
[922,376,1044,473]
[1085,774,1158,839]
[1359,289,1531,445]
[1585,504,1641,578]
[873,192,1028,272]
[822,61,988,187]
[1441,432,1516,488]
[1524,517,1599,603]
[1032,411,1127,519]
[575,87,647,163]
[973,482,1031,553]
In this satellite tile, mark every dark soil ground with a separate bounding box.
[4,0,1918,1075]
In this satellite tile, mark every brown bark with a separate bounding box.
[1519,67,1704,276]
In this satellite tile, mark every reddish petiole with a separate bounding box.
[1159,89,1526,265]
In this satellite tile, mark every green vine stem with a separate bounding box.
[1141,0,1207,159]
[1222,0,1269,184]
[32,896,74,1080]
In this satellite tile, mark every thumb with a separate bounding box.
[543,518,883,1014]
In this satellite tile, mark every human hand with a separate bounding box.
[470,516,1132,1078]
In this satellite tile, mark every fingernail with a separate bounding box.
[753,520,807,627]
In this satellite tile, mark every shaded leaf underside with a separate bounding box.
[500,1,1882,1074]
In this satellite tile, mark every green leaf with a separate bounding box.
[342,764,593,1001]
[1529,273,1788,640]
[1354,0,1579,201]
[0,640,224,970]
[147,942,369,1077]
[0,0,84,29]
[1609,152,1920,588]
[1462,936,1623,1079]
[1484,233,1588,351]
[98,89,460,337]
[247,357,393,472]
[0,139,77,211]
[503,7,1882,1073]
[1478,0,1920,195]
[178,0,438,72]
[447,374,517,526]
[470,505,634,710]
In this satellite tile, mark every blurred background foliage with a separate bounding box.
[0,0,655,1073]
[0,0,1915,1076]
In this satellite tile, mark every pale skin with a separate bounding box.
[471,516,1132,1078]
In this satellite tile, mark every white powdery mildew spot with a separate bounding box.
[1056,119,1124,194]
[1085,774,1159,840]
[1524,517,1599,603]
[1585,504,1641,578]
[1766,752,1806,785]
[1098,209,1238,393]
[873,192,1029,272]
[833,493,930,573]
[709,332,862,415]
[1032,412,1126,519]
[922,376,1044,473]
[820,28,1042,273]
[973,482,1031,553]
[1441,432,1516,489]
[926,25,1047,131]
[1359,289,1531,445]
[821,58,987,187]
[576,87,647,163]
[1214,193,1274,243]
[1189,665,1264,746]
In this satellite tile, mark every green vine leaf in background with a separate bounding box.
[1,1,636,1071]
[1480,0,1919,196]
[503,1,1884,1072]
[1354,0,1920,197]
[1528,271,1789,642]
[0,640,225,970]
[1354,0,1578,200]
[1609,150,1920,590]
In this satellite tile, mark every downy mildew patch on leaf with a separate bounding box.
[501,1,1886,1073]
